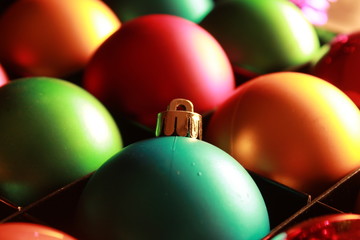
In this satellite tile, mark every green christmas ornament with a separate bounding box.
[0,77,122,206]
[200,0,320,74]
[76,99,270,240]
[102,0,214,23]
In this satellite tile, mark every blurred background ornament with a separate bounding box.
[0,64,9,87]
[311,32,360,108]
[0,0,120,78]
[200,0,320,75]
[323,0,360,34]
[290,0,336,26]
[102,0,214,23]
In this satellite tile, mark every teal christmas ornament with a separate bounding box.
[76,99,270,240]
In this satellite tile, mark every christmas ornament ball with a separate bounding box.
[199,0,320,74]
[270,213,360,240]
[103,0,214,23]
[76,136,270,240]
[205,71,360,196]
[0,0,120,78]
[83,14,235,128]
[312,32,360,108]
[0,64,9,87]
[0,222,76,240]
[0,77,122,206]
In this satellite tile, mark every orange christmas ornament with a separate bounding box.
[0,0,120,78]
[205,72,360,196]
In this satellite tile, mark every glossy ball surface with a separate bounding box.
[0,222,76,240]
[312,33,360,107]
[103,0,214,23]
[0,77,122,206]
[83,14,235,128]
[76,136,270,240]
[0,64,9,87]
[200,0,320,74]
[0,0,120,78]
[205,72,360,196]
[271,214,360,240]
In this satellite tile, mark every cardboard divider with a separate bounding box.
[317,168,359,213]
[0,197,19,220]
[249,171,310,229]
[262,168,359,239]
[0,173,91,237]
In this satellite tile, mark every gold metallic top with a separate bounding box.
[156,98,202,139]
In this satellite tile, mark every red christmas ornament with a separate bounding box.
[270,214,360,240]
[312,32,360,107]
[83,14,235,128]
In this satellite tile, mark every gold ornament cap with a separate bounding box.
[156,98,202,139]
